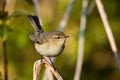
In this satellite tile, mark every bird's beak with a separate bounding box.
[64,36,69,38]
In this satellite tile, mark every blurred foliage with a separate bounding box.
[0,23,11,41]
[0,0,120,80]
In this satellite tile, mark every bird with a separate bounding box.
[27,15,69,65]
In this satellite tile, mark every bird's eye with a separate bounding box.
[52,36,61,39]
[57,36,60,39]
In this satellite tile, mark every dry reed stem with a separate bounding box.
[33,58,63,80]
[95,0,120,70]
[59,0,75,31]
[74,0,89,80]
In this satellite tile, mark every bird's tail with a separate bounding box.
[27,15,44,33]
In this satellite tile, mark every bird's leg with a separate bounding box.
[43,56,56,70]
[48,57,56,70]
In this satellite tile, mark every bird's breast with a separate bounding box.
[34,42,64,57]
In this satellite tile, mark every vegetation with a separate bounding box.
[0,0,120,80]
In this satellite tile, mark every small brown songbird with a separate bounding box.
[27,15,69,64]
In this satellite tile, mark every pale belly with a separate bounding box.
[35,43,64,57]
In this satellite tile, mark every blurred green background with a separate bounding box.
[0,0,120,80]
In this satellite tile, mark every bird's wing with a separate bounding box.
[29,32,48,44]
[29,33,38,43]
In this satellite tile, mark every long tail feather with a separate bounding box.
[27,15,44,33]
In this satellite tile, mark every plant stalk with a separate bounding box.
[2,40,8,80]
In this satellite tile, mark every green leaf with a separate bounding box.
[0,23,11,41]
